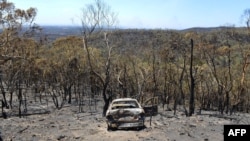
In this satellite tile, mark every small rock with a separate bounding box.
[179,132,185,135]
[189,124,196,128]
[187,132,193,137]
[198,117,204,121]
[74,136,80,139]
[144,127,152,132]
[39,118,45,121]
[57,135,65,140]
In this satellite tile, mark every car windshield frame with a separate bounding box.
[111,100,140,109]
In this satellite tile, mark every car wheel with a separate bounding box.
[136,125,144,131]
[107,124,111,131]
[107,124,115,131]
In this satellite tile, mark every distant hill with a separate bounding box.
[180,27,221,32]
[2,25,245,42]
[180,26,245,33]
[39,25,246,36]
[1,25,246,38]
[41,26,82,35]
[39,26,82,41]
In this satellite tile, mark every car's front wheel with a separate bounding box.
[107,123,116,131]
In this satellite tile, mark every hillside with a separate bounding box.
[39,25,245,38]
[1,96,249,141]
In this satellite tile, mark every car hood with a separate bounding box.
[106,108,144,117]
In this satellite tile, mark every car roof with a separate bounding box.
[112,98,137,102]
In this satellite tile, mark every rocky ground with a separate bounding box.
[1,98,250,141]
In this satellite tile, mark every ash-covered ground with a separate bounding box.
[1,98,249,141]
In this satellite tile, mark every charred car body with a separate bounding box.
[106,98,145,130]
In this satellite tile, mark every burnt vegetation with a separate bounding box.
[1,0,250,120]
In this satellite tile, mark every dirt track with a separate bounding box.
[1,99,249,141]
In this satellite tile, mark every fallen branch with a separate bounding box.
[18,126,29,133]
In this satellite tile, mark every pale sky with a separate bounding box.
[9,0,250,29]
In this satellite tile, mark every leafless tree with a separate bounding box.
[78,0,117,115]
[241,8,250,33]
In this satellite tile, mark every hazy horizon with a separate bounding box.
[10,0,250,30]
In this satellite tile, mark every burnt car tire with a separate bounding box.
[107,125,116,131]
[137,121,145,130]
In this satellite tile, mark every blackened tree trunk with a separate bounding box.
[102,87,110,116]
[189,39,195,116]
[0,80,9,109]
[18,82,22,118]
[2,100,7,119]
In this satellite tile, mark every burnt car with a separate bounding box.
[106,98,145,130]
